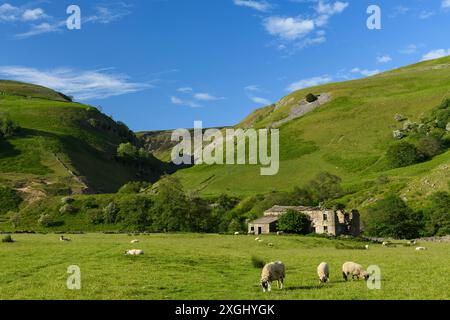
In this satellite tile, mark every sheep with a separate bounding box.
[60,235,71,242]
[260,261,285,292]
[258,239,264,243]
[125,249,144,255]
[277,231,284,236]
[268,243,274,247]
[317,262,330,283]
[234,232,240,235]
[415,247,427,251]
[255,237,260,241]
[406,240,417,246]
[365,245,370,250]
[382,241,390,247]
[130,239,139,243]
[342,262,369,281]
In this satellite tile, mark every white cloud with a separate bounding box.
[194,93,225,101]
[0,3,20,21]
[22,8,47,21]
[245,85,262,92]
[249,96,271,105]
[418,11,435,19]
[264,16,315,41]
[0,66,150,100]
[286,75,333,92]
[233,0,271,12]
[15,21,65,39]
[376,55,392,64]
[315,0,349,27]
[421,49,450,61]
[177,87,193,93]
[170,96,201,108]
[399,44,418,55]
[442,0,450,9]
[351,68,380,77]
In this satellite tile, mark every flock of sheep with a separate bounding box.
[259,260,370,292]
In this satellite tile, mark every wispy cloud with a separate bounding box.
[244,85,271,105]
[0,66,150,100]
[172,87,224,108]
[421,49,450,61]
[399,44,418,55]
[177,87,193,93]
[376,55,392,64]
[249,96,271,105]
[194,93,225,101]
[418,11,435,19]
[170,96,202,108]
[286,75,333,92]
[264,16,315,41]
[233,0,272,12]
[442,0,450,9]
[351,68,380,77]
[10,2,131,39]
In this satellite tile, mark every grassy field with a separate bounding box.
[0,233,448,300]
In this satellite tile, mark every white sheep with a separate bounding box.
[258,239,264,243]
[365,245,370,250]
[234,232,240,235]
[317,262,330,283]
[125,249,144,255]
[255,237,260,241]
[60,235,71,242]
[342,262,369,281]
[277,231,284,236]
[382,241,390,247]
[415,247,427,251]
[130,239,139,243]
[268,243,274,247]
[260,261,285,292]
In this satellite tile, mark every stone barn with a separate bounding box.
[248,205,360,236]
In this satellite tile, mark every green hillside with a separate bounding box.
[172,57,450,209]
[0,80,165,197]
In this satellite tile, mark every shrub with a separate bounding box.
[424,192,450,236]
[306,93,318,103]
[251,256,265,269]
[278,209,311,235]
[59,204,77,214]
[386,142,422,168]
[88,209,104,225]
[416,136,442,159]
[0,113,20,138]
[2,235,13,243]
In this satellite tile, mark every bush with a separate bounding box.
[88,209,105,225]
[386,142,422,168]
[251,256,265,269]
[59,204,77,214]
[2,235,14,243]
[416,136,442,159]
[38,214,59,227]
[278,209,311,235]
[306,93,318,103]
[0,113,20,138]
[424,192,450,236]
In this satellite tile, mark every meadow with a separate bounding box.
[0,233,448,300]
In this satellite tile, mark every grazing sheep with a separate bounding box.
[260,261,285,292]
[268,243,274,247]
[258,239,264,243]
[415,247,427,251]
[365,245,370,250]
[342,262,369,281]
[130,239,139,243]
[406,240,417,246]
[125,249,144,255]
[234,232,240,235]
[277,231,284,236]
[317,262,330,283]
[382,241,390,247]
[60,235,71,242]
[255,237,260,241]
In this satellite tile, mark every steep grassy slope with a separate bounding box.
[0,81,164,195]
[173,57,450,207]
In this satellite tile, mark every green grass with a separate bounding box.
[0,233,448,300]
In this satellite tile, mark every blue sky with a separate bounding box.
[1,0,450,131]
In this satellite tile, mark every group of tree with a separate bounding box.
[364,192,450,239]
[0,113,20,139]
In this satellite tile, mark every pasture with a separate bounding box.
[0,233,449,300]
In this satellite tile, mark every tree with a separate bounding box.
[307,172,343,204]
[117,142,137,159]
[0,113,19,138]
[306,93,318,103]
[416,136,442,159]
[424,192,450,236]
[103,202,119,224]
[277,209,311,234]
[364,195,423,239]
[386,142,422,168]
[151,176,189,232]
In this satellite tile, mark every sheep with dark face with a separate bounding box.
[317,262,330,283]
[342,262,369,281]
[260,261,285,292]
[60,235,71,242]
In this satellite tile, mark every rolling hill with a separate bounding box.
[168,56,450,209]
[0,80,166,197]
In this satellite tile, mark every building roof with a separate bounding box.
[249,216,279,224]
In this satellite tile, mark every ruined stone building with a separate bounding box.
[248,205,360,236]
